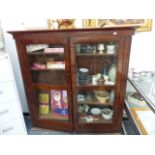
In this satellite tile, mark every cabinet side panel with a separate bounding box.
[15,41,38,126]
[117,36,132,130]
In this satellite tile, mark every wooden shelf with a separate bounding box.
[32,84,67,90]
[76,53,116,57]
[28,51,64,55]
[78,99,113,106]
[77,85,115,90]
[79,115,112,124]
[39,111,69,121]
[30,68,65,71]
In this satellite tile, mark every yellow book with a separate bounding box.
[39,105,49,115]
[39,93,49,115]
[39,93,49,103]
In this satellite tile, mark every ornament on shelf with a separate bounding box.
[57,19,75,29]
[97,44,105,54]
[108,64,116,82]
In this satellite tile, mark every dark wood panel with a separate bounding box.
[114,36,133,130]
[8,26,136,39]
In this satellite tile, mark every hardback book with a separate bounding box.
[39,93,49,103]
[46,61,65,69]
[39,104,49,115]
[51,90,68,116]
[44,48,64,53]
[26,44,49,52]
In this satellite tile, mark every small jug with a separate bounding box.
[97,44,105,54]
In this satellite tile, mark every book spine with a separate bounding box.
[44,48,64,53]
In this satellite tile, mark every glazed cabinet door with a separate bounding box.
[16,37,73,131]
[70,34,125,132]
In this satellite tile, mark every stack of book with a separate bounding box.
[39,93,49,115]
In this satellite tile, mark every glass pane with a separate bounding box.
[26,44,66,85]
[125,80,155,134]
[77,89,115,123]
[33,89,69,121]
[126,81,149,109]
[75,42,118,86]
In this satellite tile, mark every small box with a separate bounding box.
[39,104,49,115]
[39,93,49,115]
[39,93,49,103]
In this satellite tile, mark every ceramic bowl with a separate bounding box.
[94,90,109,97]
[94,90,110,104]
[102,108,113,120]
[106,45,116,54]
[127,92,146,107]
[79,74,90,80]
[79,76,92,85]
[90,108,101,115]
[96,95,109,104]
[79,68,89,74]
[85,115,94,123]
[77,94,85,101]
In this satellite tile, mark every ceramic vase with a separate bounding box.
[108,64,116,82]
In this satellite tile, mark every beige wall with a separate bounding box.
[130,21,155,71]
